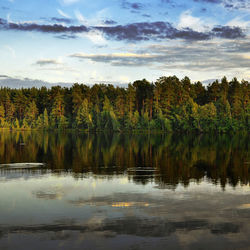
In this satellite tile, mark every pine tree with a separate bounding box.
[24,101,38,127]
[0,104,5,128]
[76,99,92,130]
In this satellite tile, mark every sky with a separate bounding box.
[0,0,249,87]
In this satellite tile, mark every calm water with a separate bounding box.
[0,131,249,250]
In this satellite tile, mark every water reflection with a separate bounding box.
[0,131,249,249]
[0,131,249,189]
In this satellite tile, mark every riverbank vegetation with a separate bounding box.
[0,76,249,132]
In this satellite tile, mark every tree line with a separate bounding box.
[0,76,249,132]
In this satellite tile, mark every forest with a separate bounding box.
[0,76,249,132]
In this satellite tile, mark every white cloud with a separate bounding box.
[57,9,71,19]
[6,13,12,23]
[177,10,213,32]
[75,10,87,24]
[84,30,107,45]
[70,52,154,60]
[75,8,110,26]
[226,17,250,33]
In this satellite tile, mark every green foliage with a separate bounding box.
[25,101,38,128]
[0,76,248,132]
[0,104,5,128]
[76,99,92,130]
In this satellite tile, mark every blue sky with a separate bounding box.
[0,0,249,87]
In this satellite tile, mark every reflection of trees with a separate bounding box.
[0,131,249,189]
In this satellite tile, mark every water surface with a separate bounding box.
[0,131,249,250]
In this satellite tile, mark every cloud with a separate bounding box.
[226,17,250,30]
[70,52,156,66]
[194,0,250,10]
[142,14,151,18]
[0,18,245,41]
[194,0,221,3]
[69,39,250,78]
[103,19,117,25]
[177,10,211,32]
[51,17,72,24]
[96,22,245,41]
[121,0,145,10]
[35,59,62,66]
[0,18,88,33]
[212,26,245,39]
[55,34,77,39]
[74,10,87,24]
[96,22,209,41]
[57,9,71,19]
[0,217,241,238]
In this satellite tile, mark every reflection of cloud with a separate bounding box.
[34,190,64,200]
[238,204,250,209]
[68,193,156,207]
[0,218,241,238]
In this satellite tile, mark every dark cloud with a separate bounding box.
[160,0,179,8]
[70,53,158,67]
[212,26,245,39]
[103,19,117,25]
[0,18,245,42]
[0,75,8,78]
[96,22,208,41]
[142,14,151,18]
[194,0,250,9]
[35,59,61,66]
[194,0,222,3]
[0,18,88,33]
[96,22,245,41]
[51,17,72,24]
[55,34,77,39]
[121,0,144,10]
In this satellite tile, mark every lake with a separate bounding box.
[0,131,249,250]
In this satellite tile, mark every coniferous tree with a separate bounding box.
[0,76,248,132]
